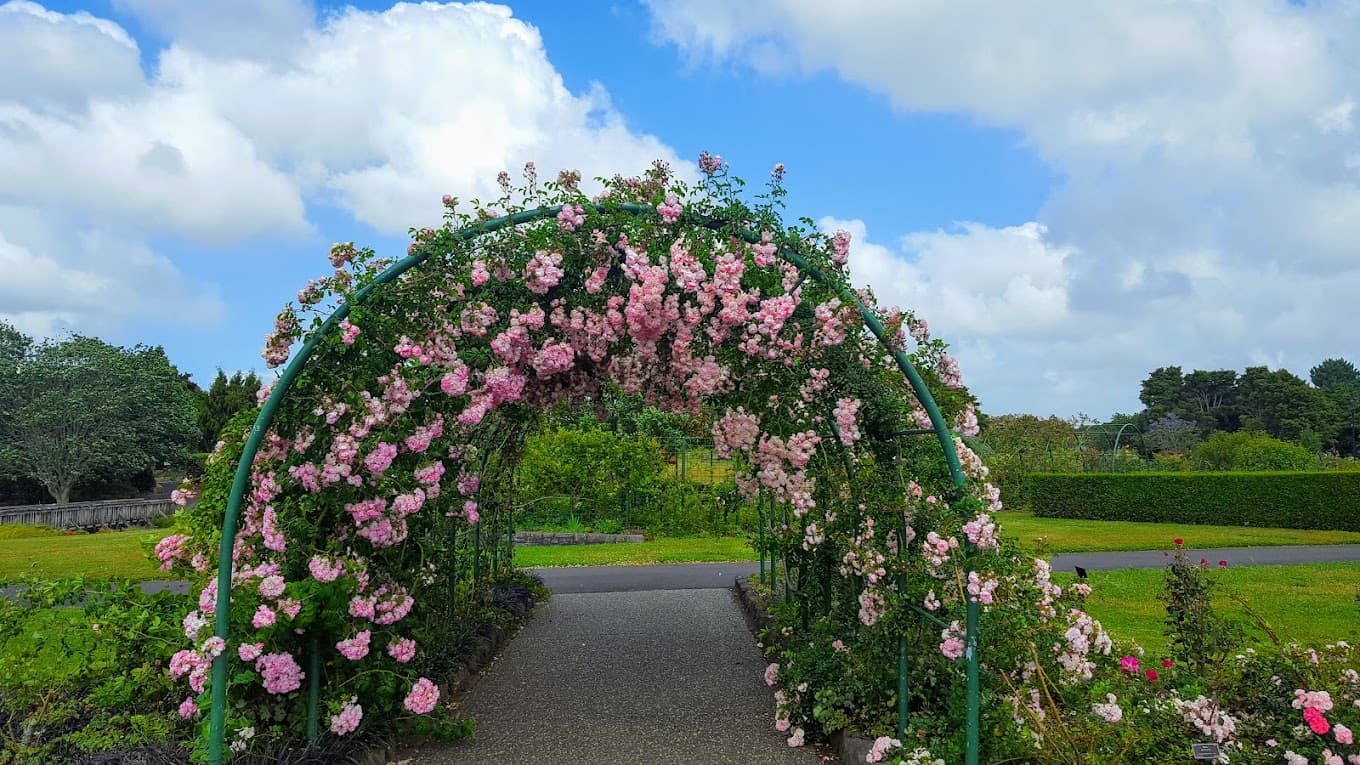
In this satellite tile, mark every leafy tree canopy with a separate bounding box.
[0,327,198,503]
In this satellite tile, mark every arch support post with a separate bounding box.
[965,599,981,765]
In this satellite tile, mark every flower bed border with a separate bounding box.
[734,574,874,765]
[376,577,547,764]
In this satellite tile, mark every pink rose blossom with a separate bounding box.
[330,696,363,735]
[404,677,440,714]
[255,652,304,695]
[252,605,276,629]
[387,637,417,663]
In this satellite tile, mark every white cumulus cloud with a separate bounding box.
[651,0,1360,415]
[0,1,686,342]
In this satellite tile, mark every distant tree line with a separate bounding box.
[0,321,261,505]
[1119,358,1360,457]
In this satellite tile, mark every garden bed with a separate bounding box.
[0,573,547,764]
[734,574,874,764]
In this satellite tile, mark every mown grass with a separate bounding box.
[0,527,165,581]
[1055,562,1360,651]
[0,525,61,540]
[1000,510,1360,554]
[514,536,755,567]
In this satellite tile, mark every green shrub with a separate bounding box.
[514,428,665,528]
[1024,471,1360,530]
[1189,431,1316,471]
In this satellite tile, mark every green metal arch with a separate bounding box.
[207,202,976,763]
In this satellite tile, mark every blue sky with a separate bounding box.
[3,1,1359,418]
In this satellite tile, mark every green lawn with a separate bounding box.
[514,536,755,567]
[1055,562,1360,651]
[1000,510,1360,553]
[0,528,758,578]
[0,527,166,581]
[5,512,1360,582]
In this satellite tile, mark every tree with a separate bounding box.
[0,322,32,481]
[1180,369,1239,431]
[1146,413,1202,454]
[0,334,198,503]
[196,369,262,452]
[1311,358,1360,457]
[1139,366,1185,421]
[1310,358,1360,390]
[1236,366,1336,446]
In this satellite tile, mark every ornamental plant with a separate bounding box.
[156,157,1360,764]
[159,157,994,758]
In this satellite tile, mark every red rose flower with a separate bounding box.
[1145,669,1159,681]
[1174,538,1183,546]
[1218,560,1228,568]
[1161,659,1173,669]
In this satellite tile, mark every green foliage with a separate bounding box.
[973,414,1081,496]
[1236,366,1337,445]
[1189,431,1315,471]
[1310,357,1360,389]
[1157,545,1244,674]
[514,428,665,528]
[0,332,198,503]
[1024,472,1360,530]
[194,370,262,453]
[0,578,191,762]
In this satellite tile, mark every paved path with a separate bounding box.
[405,587,824,765]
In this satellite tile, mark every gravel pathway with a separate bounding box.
[404,588,827,765]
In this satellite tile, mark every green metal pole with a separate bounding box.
[757,492,766,586]
[306,635,321,743]
[897,510,910,740]
[450,523,458,603]
[965,599,981,765]
[473,521,482,584]
[782,503,790,602]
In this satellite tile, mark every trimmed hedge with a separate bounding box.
[1023,472,1360,531]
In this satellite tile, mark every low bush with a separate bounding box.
[0,524,59,540]
[1190,431,1316,471]
[1023,472,1360,530]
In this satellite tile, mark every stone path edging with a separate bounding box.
[368,582,544,764]
[734,576,869,764]
[513,530,644,546]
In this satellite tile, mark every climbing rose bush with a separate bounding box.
[161,157,980,757]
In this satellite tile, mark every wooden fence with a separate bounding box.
[0,498,176,529]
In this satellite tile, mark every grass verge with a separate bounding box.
[1000,510,1360,553]
[1055,561,1360,650]
[514,536,755,567]
[0,527,165,581]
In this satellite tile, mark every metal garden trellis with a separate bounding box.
[207,203,983,764]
